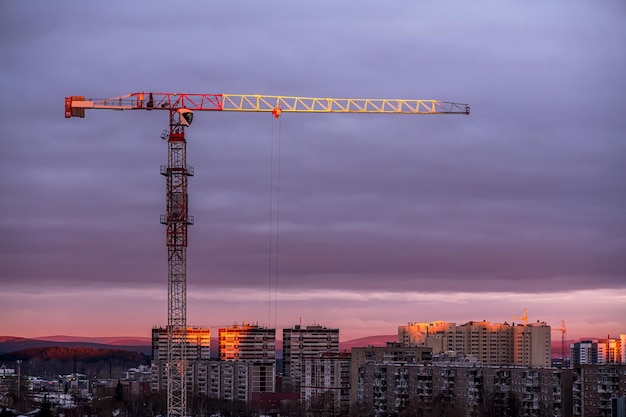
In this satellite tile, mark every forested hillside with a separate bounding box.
[0,347,150,377]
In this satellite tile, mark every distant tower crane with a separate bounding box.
[513,308,529,326]
[65,92,469,417]
[552,320,567,364]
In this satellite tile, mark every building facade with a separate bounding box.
[282,324,339,393]
[151,324,276,398]
[572,364,626,416]
[571,340,600,365]
[513,322,551,367]
[354,363,573,417]
[151,326,212,394]
[605,336,622,364]
[350,342,433,406]
[398,320,551,367]
[218,323,276,362]
[218,323,276,394]
[151,326,211,361]
[301,352,351,416]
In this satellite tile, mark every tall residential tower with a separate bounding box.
[283,324,339,392]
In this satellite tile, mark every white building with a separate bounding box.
[283,324,340,393]
[301,352,351,416]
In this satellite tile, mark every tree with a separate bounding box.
[114,380,124,402]
[308,391,338,417]
[281,399,307,417]
[36,396,53,417]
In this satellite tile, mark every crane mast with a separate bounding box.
[65,92,469,417]
[161,110,192,417]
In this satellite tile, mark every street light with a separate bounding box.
[16,360,22,412]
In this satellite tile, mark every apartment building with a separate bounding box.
[150,326,212,393]
[282,324,339,393]
[350,342,432,406]
[571,335,625,366]
[513,321,551,367]
[218,323,276,394]
[354,363,572,417]
[218,323,276,362]
[151,326,211,361]
[572,364,626,416]
[301,352,351,416]
[398,320,550,367]
[605,336,622,364]
[151,324,275,396]
[194,360,275,401]
[571,340,601,365]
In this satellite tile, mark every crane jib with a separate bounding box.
[65,93,469,117]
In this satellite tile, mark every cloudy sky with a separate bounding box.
[1,1,624,342]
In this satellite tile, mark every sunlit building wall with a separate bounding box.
[398,321,457,351]
[513,321,551,367]
[151,325,276,396]
[151,326,211,361]
[621,334,626,363]
[604,336,622,364]
[217,323,276,394]
[218,323,276,362]
[398,320,549,367]
[457,321,515,365]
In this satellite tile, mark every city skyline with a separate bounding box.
[1,2,625,342]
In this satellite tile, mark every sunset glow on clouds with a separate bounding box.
[1,286,624,342]
[0,1,624,342]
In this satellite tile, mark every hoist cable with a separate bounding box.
[274,116,282,330]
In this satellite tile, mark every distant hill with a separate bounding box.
[551,339,583,358]
[33,335,152,346]
[0,336,151,355]
[0,334,587,361]
[339,335,397,351]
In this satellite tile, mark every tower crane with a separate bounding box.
[65,92,470,417]
[551,320,566,364]
[513,308,529,326]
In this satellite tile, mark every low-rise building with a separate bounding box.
[301,352,351,416]
[354,363,572,417]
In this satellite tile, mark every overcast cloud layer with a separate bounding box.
[0,1,624,340]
